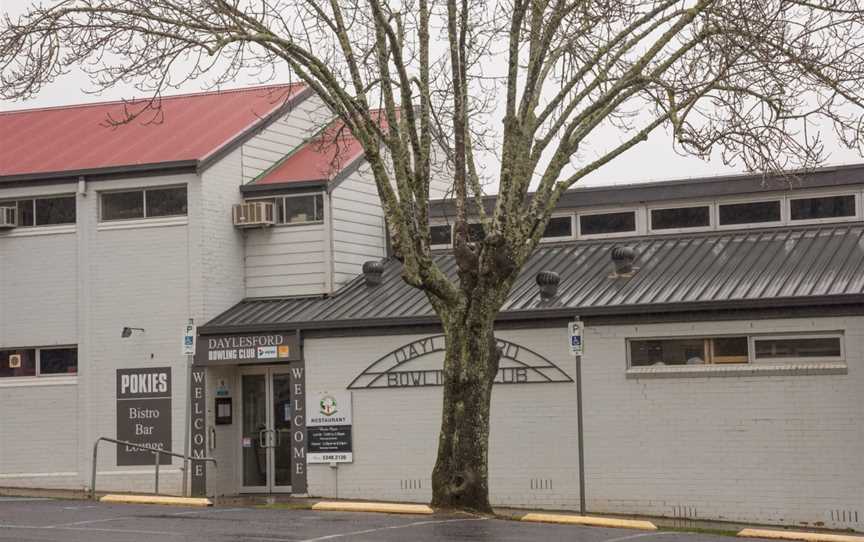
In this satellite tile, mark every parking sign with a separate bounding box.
[183,322,196,356]
[568,320,583,356]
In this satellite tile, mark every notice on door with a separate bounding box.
[116,367,172,466]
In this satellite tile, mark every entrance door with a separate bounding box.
[239,367,293,493]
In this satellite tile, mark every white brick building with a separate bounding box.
[1,85,863,531]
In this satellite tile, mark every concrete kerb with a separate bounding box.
[279,499,657,530]
[738,529,864,542]
[99,494,213,507]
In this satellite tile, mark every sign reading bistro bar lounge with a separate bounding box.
[195,332,301,365]
[347,335,573,389]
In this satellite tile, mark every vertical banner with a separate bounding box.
[289,362,307,493]
[190,367,207,496]
[116,368,172,466]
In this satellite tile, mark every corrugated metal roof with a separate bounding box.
[253,119,365,186]
[0,83,307,180]
[202,223,864,333]
[251,112,388,187]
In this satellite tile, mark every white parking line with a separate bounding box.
[296,517,488,542]
[602,532,673,542]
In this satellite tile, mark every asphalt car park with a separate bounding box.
[0,496,752,542]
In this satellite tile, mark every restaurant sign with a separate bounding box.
[195,332,300,366]
[347,335,573,389]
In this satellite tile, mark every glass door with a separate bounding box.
[239,368,293,493]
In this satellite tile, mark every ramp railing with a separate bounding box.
[91,437,216,499]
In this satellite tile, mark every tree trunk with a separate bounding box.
[431,307,501,513]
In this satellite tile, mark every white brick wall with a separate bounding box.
[301,319,863,530]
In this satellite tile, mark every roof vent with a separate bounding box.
[536,270,560,300]
[362,260,385,286]
[611,246,637,275]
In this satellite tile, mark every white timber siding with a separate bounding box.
[302,328,580,507]
[582,316,864,531]
[244,220,328,297]
[301,317,863,530]
[240,95,332,183]
[331,164,387,287]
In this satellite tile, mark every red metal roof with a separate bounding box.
[254,118,366,186]
[0,83,307,180]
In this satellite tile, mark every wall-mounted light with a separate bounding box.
[121,327,146,338]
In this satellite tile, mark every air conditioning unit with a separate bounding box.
[233,201,275,228]
[0,206,17,228]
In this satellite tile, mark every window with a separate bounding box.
[101,186,187,221]
[718,200,781,226]
[629,334,843,368]
[0,196,76,227]
[542,216,573,239]
[0,349,36,378]
[430,224,452,245]
[790,194,856,221]
[753,336,842,361]
[249,194,324,225]
[427,222,486,246]
[283,194,324,224]
[145,186,188,217]
[579,211,637,236]
[0,346,77,378]
[629,337,748,366]
[38,348,78,375]
[650,205,710,231]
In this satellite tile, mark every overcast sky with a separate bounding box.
[2,0,862,187]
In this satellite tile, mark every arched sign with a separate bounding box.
[347,335,573,389]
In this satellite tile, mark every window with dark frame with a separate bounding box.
[718,200,781,226]
[753,337,842,360]
[145,186,188,218]
[629,336,749,366]
[430,224,452,245]
[0,196,76,227]
[0,347,77,378]
[790,195,856,221]
[629,335,842,367]
[38,348,78,375]
[579,211,637,236]
[282,194,324,224]
[650,206,711,230]
[101,187,187,221]
[543,216,573,239]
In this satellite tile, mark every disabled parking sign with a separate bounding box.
[568,321,583,356]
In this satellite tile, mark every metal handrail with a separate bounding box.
[91,437,216,500]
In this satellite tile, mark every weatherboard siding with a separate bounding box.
[241,95,331,183]
[244,223,328,297]
[331,165,387,287]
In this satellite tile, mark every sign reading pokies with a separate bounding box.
[307,391,353,463]
[116,367,172,466]
[195,333,301,365]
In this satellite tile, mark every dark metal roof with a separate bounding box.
[429,163,864,217]
[201,223,864,334]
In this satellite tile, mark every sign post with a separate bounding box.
[307,391,353,464]
[182,318,195,496]
[569,318,586,515]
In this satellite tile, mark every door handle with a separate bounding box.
[258,429,267,448]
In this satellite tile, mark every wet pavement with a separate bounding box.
[0,496,748,541]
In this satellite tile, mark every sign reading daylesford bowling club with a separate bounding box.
[195,332,300,365]
[307,391,353,463]
[116,367,172,466]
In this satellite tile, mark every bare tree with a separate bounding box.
[3,0,864,512]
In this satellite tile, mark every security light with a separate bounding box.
[121,327,145,338]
